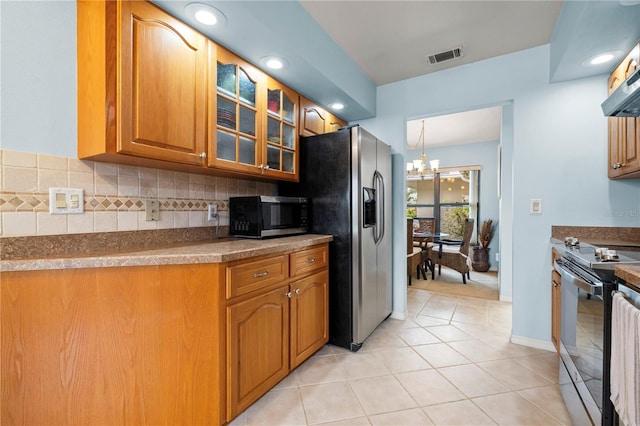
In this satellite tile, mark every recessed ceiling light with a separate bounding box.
[260,56,288,70]
[184,3,227,27]
[590,53,615,65]
[330,103,344,111]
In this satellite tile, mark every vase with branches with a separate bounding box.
[472,219,495,272]
[478,219,494,248]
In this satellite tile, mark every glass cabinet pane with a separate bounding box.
[217,63,236,98]
[239,136,255,165]
[217,97,236,130]
[282,124,294,149]
[238,68,256,106]
[282,94,294,123]
[239,106,255,136]
[267,117,280,144]
[268,89,280,116]
[217,130,236,161]
[282,151,294,173]
[267,145,281,170]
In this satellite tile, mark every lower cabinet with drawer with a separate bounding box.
[224,244,328,422]
[1,242,328,426]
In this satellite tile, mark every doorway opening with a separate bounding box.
[405,106,501,298]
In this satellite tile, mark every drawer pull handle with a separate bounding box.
[253,270,270,278]
[306,257,316,264]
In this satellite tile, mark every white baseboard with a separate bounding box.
[499,294,512,302]
[390,310,407,320]
[510,334,555,352]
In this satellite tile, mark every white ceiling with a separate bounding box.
[408,106,502,148]
[300,1,563,86]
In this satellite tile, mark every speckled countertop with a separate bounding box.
[0,234,333,272]
[614,265,640,292]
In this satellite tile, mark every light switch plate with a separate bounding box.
[49,188,84,214]
[530,198,542,215]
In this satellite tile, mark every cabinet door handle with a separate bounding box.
[253,270,270,278]
[553,281,559,287]
[258,164,264,170]
[199,152,207,159]
[286,291,292,298]
[294,288,300,295]
[613,162,625,169]
[306,257,316,264]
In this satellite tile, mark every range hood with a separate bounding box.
[602,67,640,117]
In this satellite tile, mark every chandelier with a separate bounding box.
[407,120,439,179]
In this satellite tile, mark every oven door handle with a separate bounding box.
[554,259,603,296]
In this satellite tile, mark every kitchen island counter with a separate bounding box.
[0,234,333,272]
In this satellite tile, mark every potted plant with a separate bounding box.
[472,219,494,272]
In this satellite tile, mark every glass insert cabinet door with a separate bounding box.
[264,76,298,179]
[212,47,261,172]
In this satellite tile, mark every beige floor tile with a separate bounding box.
[299,381,365,424]
[315,416,371,425]
[517,385,573,425]
[450,321,498,340]
[416,307,454,321]
[452,304,489,324]
[359,329,408,352]
[413,343,471,368]
[439,364,509,398]
[422,399,497,425]
[447,339,507,362]
[395,369,466,406]
[477,358,553,390]
[228,410,247,426]
[394,327,441,345]
[349,375,418,415]
[424,324,474,342]
[513,352,561,384]
[481,337,549,358]
[245,388,307,426]
[413,315,450,327]
[377,317,421,332]
[334,351,392,379]
[472,392,563,425]
[273,371,299,390]
[369,408,434,425]
[313,344,336,357]
[372,347,433,373]
[295,355,346,386]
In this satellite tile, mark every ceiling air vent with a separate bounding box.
[427,46,464,65]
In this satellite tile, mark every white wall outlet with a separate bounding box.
[49,188,84,214]
[207,203,218,221]
[145,200,159,221]
[530,198,542,215]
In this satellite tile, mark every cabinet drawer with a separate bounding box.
[226,255,289,299]
[290,245,328,278]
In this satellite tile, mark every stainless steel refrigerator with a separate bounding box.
[279,125,392,351]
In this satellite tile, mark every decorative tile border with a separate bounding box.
[0,191,228,213]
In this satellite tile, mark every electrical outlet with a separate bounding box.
[145,200,159,221]
[208,203,218,221]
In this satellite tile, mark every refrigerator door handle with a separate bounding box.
[373,171,385,244]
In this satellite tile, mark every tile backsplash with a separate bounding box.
[0,149,276,237]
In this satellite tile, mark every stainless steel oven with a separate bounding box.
[553,238,640,426]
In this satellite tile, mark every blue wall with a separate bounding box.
[359,45,640,345]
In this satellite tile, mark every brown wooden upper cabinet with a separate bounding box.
[209,45,264,176]
[608,42,640,179]
[78,0,208,166]
[263,77,299,181]
[299,96,348,137]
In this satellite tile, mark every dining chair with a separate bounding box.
[427,218,475,284]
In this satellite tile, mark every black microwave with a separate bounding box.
[229,196,308,238]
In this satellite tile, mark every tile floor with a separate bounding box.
[229,286,572,425]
